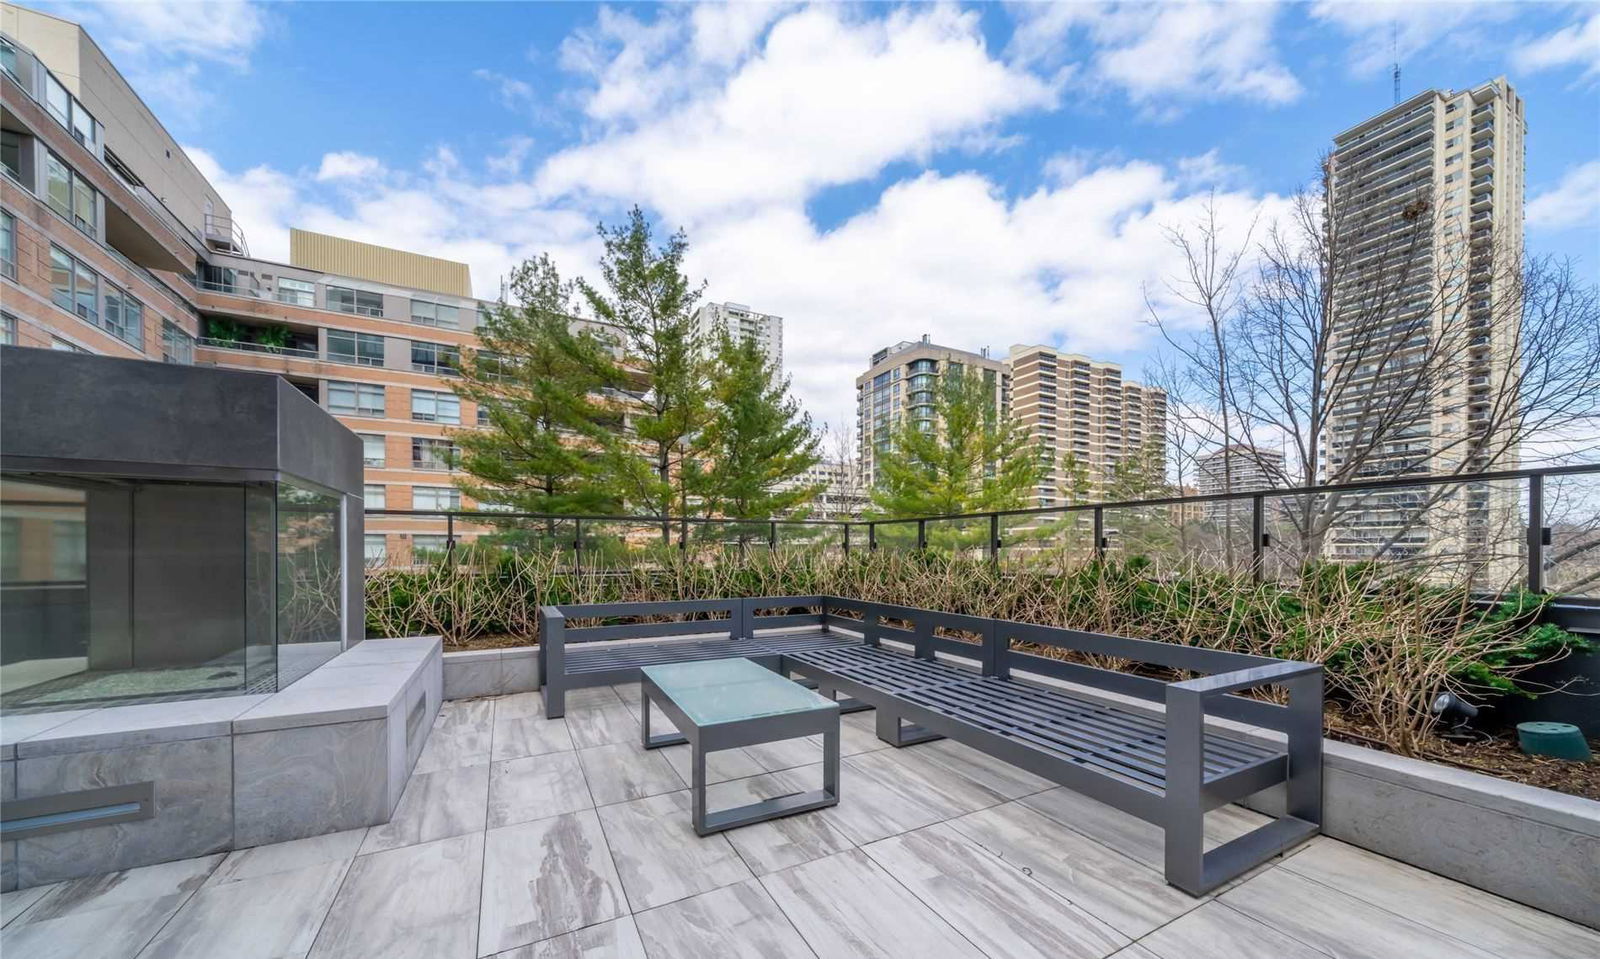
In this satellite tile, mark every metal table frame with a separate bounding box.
[641,665,840,836]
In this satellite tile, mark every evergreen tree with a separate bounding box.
[688,333,823,527]
[578,208,708,538]
[452,255,626,525]
[870,367,1041,518]
[1103,439,1176,558]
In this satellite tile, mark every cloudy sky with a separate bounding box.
[45,1,1600,430]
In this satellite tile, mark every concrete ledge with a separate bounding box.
[443,645,540,700]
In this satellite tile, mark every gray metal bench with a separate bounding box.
[537,594,1323,895]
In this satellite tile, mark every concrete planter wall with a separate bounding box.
[442,645,540,701]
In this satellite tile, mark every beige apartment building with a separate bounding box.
[695,300,782,372]
[0,7,505,565]
[1325,78,1524,572]
[1007,345,1168,507]
[855,335,1008,489]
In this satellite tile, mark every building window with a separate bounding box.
[327,329,385,366]
[359,433,386,467]
[1,130,21,181]
[51,336,87,352]
[327,286,384,317]
[364,534,387,563]
[410,341,459,375]
[2,312,16,346]
[50,246,104,326]
[162,320,194,364]
[45,151,97,233]
[412,486,460,510]
[328,381,386,417]
[102,288,144,350]
[277,277,315,306]
[410,300,460,328]
[412,534,448,558]
[0,209,14,280]
[412,437,457,471]
[364,484,386,509]
[410,389,460,424]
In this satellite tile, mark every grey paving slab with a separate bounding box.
[659,741,768,785]
[760,848,985,959]
[610,683,642,706]
[633,878,816,959]
[1020,785,1269,871]
[576,742,684,806]
[0,881,54,927]
[495,692,545,721]
[563,686,626,711]
[863,822,1129,959]
[205,829,366,888]
[566,703,642,750]
[361,762,490,854]
[912,739,1056,799]
[0,709,98,759]
[488,752,594,829]
[493,917,647,959]
[309,832,483,959]
[479,811,628,955]
[22,852,221,922]
[1220,865,1503,959]
[947,801,1202,939]
[0,894,189,959]
[708,769,857,875]
[412,700,496,773]
[597,790,754,911]
[1134,901,1329,959]
[137,859,348,959]
[783,752,953,846]
[1278,838,1600,959]
[491,716,574,762]
[742,735,824,773]
[835,711,890,756]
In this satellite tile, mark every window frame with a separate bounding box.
[410,389,460,424]
[359,433,387,467]
[410,340,460,375]
[327,285,384,317]
[326,329,386,367]
[328,381,386,417]
[411,486,461,511]
[276,277,315,307]
[410,299,460,329]
[363,484,386,509]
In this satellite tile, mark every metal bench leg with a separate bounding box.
[1163,687,1206,894]
[875,708,942,747]
[543,680,565,720]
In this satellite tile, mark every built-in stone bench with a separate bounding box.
[0,637,442,891]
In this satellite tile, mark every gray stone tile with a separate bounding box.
[576,742,683,807]
[1,882,54,927]
[310,832,483,959]
[500,652,539,695]
[597,790,753,911]
[1021,786,1268,871]
[566,703,640,750]
[337,637,440,665]
[234,719,389,848]
[707,770,856,875]
[492,916,645,959]
[1136,901,1328,959]
[232,683,397,734]
[854,745,1013,815]
[495,692,545,721]
[1277,840,1600,959]
[479,811,627,955]
[16,696,270,758]
[771,755,947,846]
[863,822,1128,959]
[361,763,489,854]
[15,738,233,886]
[206,829,366,887]
[563,687,625,712]
[0,709,99,759]
[445,658,503,701]
[610,684,641,706]
[0,839,12,894]
[633,878,815,958]
[836,711,890,756]
[659,742,767,786]
[412,701,495,773]
[1222,865,1504,959]
[489,752,593,829]
[912,739,1055,799]
[947,801,1201,939]
[139,859,349,959]
[741,736,823,773]
[492,716,574,762]
[760,848,985,959]
[0,893,187,959]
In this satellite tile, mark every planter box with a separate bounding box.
[442,646,540,700]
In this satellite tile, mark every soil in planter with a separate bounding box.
[1325,706,1600,801]
[446,634,537,652]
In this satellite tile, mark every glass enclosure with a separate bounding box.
[0,472,347,712]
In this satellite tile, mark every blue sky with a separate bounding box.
[51,1,1600,428]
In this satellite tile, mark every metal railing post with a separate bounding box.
[869,523,878,551]
[572,517,582,574]
[916,519,927,552]
[987,513,1000,563]
[1093,506,1106,561]
[1527,474,1545,593]
[842,523,851,556]
[445,513,455,559]
[769,521,778,550]
[679,516,688,551]
[1251,494,1265,583]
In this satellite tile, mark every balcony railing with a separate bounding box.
[197,337,319,359]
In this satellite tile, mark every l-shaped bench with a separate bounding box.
[537,595,1323,894]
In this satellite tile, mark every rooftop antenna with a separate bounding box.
[1391,22,1401,105]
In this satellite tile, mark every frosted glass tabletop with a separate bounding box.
[642,658,836,727]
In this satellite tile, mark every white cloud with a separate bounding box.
[1527,161,1600,230]
[315,152,384,182]
[540,5,1055,219]
[1309,0,1517,77]
[1512,11,1600,82]
[1011,2,1301,112]
[473,68,540,116]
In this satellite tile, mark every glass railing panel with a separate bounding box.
[999,512,1094,569]
[871,520,919,552]
[776,522,839,552]
[923,517,989,559]
[275,478,344,688]
[1541,473,1600,599]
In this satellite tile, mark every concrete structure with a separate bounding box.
[1007,345,1168,506]
[1325,78,1525,570]
[777,459,869,520]
[855,335,1009,488]
[1196,444,1287,525]
[695,300,782,371]
[0,10,508,562]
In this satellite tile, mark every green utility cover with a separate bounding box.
[1516,722,1592,762]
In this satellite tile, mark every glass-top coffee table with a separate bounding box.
[641,658,840,836]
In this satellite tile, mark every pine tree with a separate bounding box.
[452,255,626,530]
[688,333,823,529]
[578,208,708,539]
[870,367,1041,519]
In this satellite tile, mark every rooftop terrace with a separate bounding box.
[3,685,1595,959]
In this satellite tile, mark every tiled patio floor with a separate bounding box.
[3,687,1595,959]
